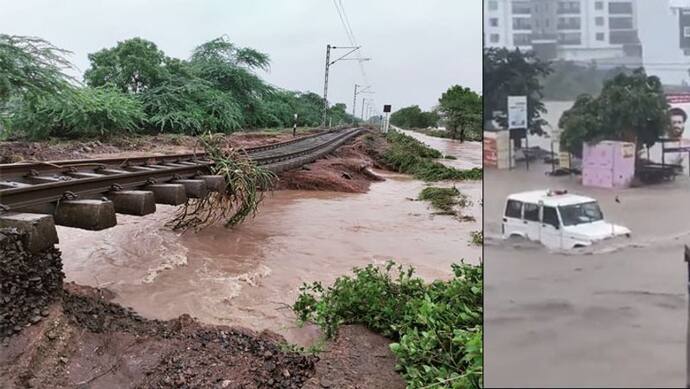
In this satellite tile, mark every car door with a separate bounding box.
[522,203,541,240]
[540,205,563,249]
[503,199,525,237]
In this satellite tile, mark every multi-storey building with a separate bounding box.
[484,0,642,65]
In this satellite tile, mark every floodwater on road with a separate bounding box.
[485,163,690,387]
[58,132,481,346]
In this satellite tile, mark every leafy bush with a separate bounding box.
[9,86,145,139]
[418,186,469,214]
[140,78,242,134]
[293,261,483,389]
[381,130,482,181]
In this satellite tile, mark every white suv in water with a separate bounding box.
[502,189,631,250]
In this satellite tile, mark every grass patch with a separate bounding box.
[293,261,482,389]
[381,130,482,181]
[418,186,470,215]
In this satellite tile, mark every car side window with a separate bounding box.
[543,206,559,228]
[523,203,539,222]
[505,200,522,218]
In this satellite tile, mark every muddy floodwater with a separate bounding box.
[58,132,481,346]
[485,163,690,387]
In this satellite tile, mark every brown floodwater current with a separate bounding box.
[58,131,481,345]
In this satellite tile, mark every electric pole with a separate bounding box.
[322,44,331,128]
[352,83,373,120]
[321,45,370,127]
[361,97,367,120]
[352,83,358,118]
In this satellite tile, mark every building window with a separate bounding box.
[557,1,581,14]
[595,1,604,10]
[513,17,532,30]
[489,0,498,11]
[490,18,499,27]
[596,32,605,41]
[610,30,637,44]
[609,16,633,29]
[595,16,604,26]
[609,1,633,14]
[558,32,582,45]
[512,0,531,14]
[490,33,500,43]
[513,33,532,45]
[558,16,581,30]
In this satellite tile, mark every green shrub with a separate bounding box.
[381,130,482,181]
[293,261,483,389]
[419,186,469,214]
[9,86,144,139]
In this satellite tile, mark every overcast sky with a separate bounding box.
[2,0,481,113]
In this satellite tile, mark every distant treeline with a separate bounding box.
[0,35,356,140]
[389,86,481,141]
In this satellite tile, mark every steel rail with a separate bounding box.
[0,128,363,210]
[0,128,340,178]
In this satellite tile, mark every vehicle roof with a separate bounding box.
[506,190,596,207]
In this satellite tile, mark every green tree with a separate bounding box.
[483,48,552,134]
[438,85,481,142]
[189,36,272,128]
[559,68,669,159]
[84,37,167,93]
[9,85,145,139]
[140,77,242,134]
[0,34,74,104]
[190,35,270,71]
[390,105,438,128]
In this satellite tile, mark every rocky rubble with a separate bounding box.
[0,228,64,340]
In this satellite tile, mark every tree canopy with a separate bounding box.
[483,47,552,134]
[389,105,439,129]
[0,34,75,103]
[559,68,669,157]
[438,85,481,141]
[84,37,167,93]
[5,35,356,139]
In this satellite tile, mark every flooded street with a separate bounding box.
[485,163,690,387]
[58,133,481,345]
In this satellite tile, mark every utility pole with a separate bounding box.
[352,84,358,118]
[361,97,367,119]
[352,84,373,122]
[321,45,370,127]
[322,44,331,128]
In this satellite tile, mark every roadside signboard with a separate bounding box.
[383,104,391,113]
[508,96,527,129]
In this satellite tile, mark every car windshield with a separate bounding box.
[558,202,603,226]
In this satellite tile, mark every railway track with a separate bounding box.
[0,127,364,250]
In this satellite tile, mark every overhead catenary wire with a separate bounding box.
[331,0,378,116]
